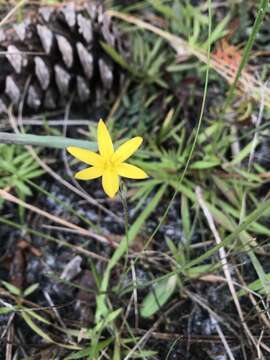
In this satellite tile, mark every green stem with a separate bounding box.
[133,0,213,256]
[95,185,166,323]
[119,183,130,271]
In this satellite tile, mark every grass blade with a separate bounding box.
[0,132,96,150]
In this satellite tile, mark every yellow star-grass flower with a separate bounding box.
[67,119,148,198]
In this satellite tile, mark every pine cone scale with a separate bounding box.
[1,1,128,114]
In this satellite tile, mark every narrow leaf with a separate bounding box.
[140,274,177,318]
[0,132,96,150]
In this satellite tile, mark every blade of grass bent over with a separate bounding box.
[0,132,96,150]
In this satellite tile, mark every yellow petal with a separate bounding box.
[117,162,148,179]
[102,169,119,198]
[75,167,103,180]
[112,137,143,163]
[67,146,104,167]
[98,119,114,158]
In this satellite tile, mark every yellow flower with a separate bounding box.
[67,119,148,198]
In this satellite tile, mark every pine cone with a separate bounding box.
[0,1,127,115]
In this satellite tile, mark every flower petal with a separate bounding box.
[98,119,114,158]
[75,167,103,180]
[112,137,143,163]
[67,146,104,167]
[102,169,119,198]
[117,162,148,179]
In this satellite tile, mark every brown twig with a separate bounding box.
[0,189,117,252]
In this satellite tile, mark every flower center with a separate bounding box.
[103,158,116,171]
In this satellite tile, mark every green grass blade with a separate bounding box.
[0,132,96,150]
[186,197,270,270]
[224,0,269,110]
